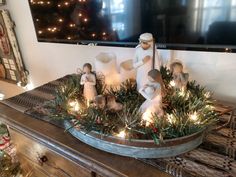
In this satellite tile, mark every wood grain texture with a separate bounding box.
[9,128,91,177]
[0,103,171,177]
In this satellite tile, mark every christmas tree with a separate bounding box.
[30,0,116,41]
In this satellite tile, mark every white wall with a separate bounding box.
[0,0,235,104]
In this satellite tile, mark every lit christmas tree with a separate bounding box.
[30,0,116,41]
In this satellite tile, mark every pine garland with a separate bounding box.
[46,66,219,142]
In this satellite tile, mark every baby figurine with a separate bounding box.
[80,63,97,103]
[139,69,164,118]
[170,61,189,90]
[93,94,123,112]
[106,95,123,112]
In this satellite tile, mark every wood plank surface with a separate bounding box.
[0,103,171,177]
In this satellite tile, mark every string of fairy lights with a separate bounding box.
[48,69,218,141]
[29,0,112,41]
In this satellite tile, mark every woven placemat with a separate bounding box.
[1,75,236,177]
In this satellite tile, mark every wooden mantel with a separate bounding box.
[0,103,171,177]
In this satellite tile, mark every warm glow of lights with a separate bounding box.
[190,112,198,121]
[206,105,215,110]
[102,32,106,36]
[58,18,63,22]
[38,30,43,34]
[169,80,176,87]
[204,92,211,98]
[67,36,72,40]
[91,33,96,37]
[17,82,22,87]
[64,2,69,6]
[142,109,153,127]
[86,100,91,107]
[68,100,80,112]
[178,88,185,97]
[23,83,34,91]
[69,23,76,28]
[84,18,88,22]
[78,13,82,17]
[117,130,126,138]
[38,1,44,5]
[167,114,174,124]
[51,27,57,32]
[0,93,5,100]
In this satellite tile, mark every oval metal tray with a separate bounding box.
[64,121,205,158]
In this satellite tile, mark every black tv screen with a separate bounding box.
[29,0,236,52]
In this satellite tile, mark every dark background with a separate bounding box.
[28,0,236,52]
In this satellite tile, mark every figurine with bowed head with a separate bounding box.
[80,63,97,103]
[133,33,161,90]
[139,69,165,119]
[170,61,189,90]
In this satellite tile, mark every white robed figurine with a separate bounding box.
[139,69,164,117]
[133,33,161,90]
[80,63,97,102]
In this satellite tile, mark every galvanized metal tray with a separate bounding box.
[64,121,205,158]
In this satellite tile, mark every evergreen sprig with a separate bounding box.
[47,66,219,142]
[107,79,145,106]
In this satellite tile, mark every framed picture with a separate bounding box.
[0,0,5,5]
[0,10,28,86]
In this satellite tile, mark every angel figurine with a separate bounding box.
[80,63,97,103]
[139,69,164,117]
[133,33,161,90]
[170,61,189,90]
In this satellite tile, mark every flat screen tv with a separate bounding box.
[29,0,236,52]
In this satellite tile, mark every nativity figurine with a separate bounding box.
[139,69,164,118]
[93,94,123,112]
[170,61,189,90]
[133,33,162,90]
[80,63,97,103]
